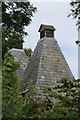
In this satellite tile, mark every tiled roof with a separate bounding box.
[24,37,74,95]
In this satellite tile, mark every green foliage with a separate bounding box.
[45,78,80,119]
[68,1,80,26]
[75,40,80,44]
[69,1,80,47]
[2,53,80,119]
[22,82,41,118]
[2,2,37,58]
[3,71,80,119]
[3,53,80,119]
[69,1,79,18]
[2,2,37,37]
[24,48,33,60]
[2,52,24,119]
[2,27,24,58]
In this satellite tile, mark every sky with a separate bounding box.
[30,0,71,2]
[23,2,78,79]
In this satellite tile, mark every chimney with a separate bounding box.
[38,24,56,39]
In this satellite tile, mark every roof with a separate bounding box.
[38,24,56,32]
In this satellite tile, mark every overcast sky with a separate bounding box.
[23,2,78,79]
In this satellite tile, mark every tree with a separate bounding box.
[2,2,37,58]
[2,2,37,37]
[24,48,33,60]
[2,52,23,119]
[69,1,80,44]
[69,1,80,25]
[44,78,80,119]
[2,27,24,59]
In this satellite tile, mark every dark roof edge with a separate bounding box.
[38,24,56,32]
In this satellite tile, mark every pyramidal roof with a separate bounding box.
[9,48,29,79]
[23,24,74,94]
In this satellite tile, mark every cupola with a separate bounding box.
[38,24,56,39]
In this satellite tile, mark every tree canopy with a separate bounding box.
[69,1,80,45]
[2,2,37,58]
[2,2,37,37]
[69,1,80,26]
[43,78,80,119]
